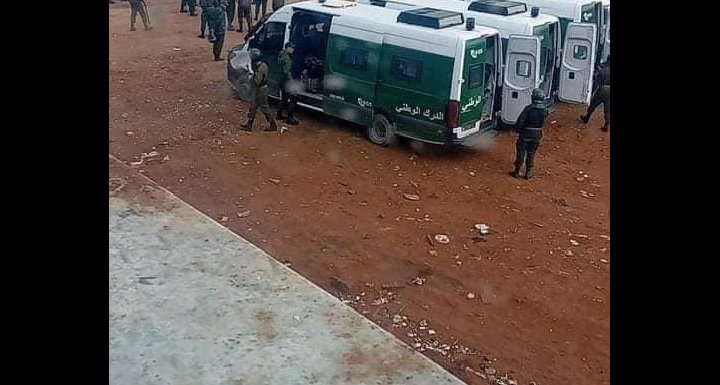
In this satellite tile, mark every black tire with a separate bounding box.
[367,114,397,147]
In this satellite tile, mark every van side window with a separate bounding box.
[573,45,588,60]
[341,48,368,70]
[468,64,483,89]
[516,60,531,78]
[391,56,423,82]
[252,22,286,54]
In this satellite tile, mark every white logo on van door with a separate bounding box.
[469,48,484,59]
[460,96,483,113]
[395,103,444,121]
[357,98,373,108]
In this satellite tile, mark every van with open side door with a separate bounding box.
[360,0,561,125]
[227,0,506,147]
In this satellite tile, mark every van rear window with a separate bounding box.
[468,64,483,89]
[516,60,531,78]
[391,56,423,82]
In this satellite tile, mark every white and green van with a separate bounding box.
[360,0,561,125]
[228,0,510,147]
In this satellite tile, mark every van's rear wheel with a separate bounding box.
[368,114,397,147]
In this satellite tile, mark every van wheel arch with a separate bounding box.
[367,112,397,147]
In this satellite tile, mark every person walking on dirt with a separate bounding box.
[225,0,237,31]
[241,49,279,132]
[277,42,299,125]
[510,88,548,180]
[129,0,152,31]
[580,55,610,132]
[272,0,284,12]
[206,2,227,62]
[236,0,252,33]
[254,0,267,21]
[198,0,217,38]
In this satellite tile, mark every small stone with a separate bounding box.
[162,154,170,162]
[220,216,228,222]
[125,131,134,136]
[563,249,574,257]
[293,315,300,321]
[599,235,610,241]
[237,210,250,218]
[428,329,436,335]
[428,250,438,257]
[268,177,281,184]
[475,223,490,235]
[484,368,497,375]
[392,314,403,324]
[434,234,450,244]
[467,292,476,300]
[403,193,421,201]
[172,47,182,51]
[393,165,401,171]
[570,240,580,246]
[413,343,422,348]
[600,258,609,264]
[469,171,476,177]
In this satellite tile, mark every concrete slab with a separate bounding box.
[109,169,466,385]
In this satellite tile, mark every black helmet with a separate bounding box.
[248,48,261,61]
[531,88,545,102]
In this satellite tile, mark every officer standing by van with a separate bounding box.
[241,49,279,132]
[254,0,268,21]
[580,55,610,132]
[206,2,227,61]
[272,0,284,12]
[225,0,236,31]
[236,0,253,32]
[198,0,216,38]
[510,88,548,180]
[277,42,299,125]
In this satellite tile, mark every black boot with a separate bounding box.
[197,32,205,38]
[265,120,279,132]
[240,119,253,132]
[524,167,534,180]
[580,114,589,124]
[509,165,520,178]
[285,115,299,126]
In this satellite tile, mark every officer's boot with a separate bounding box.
[580,114,589,124]
[285,101,299,125]
[240,119,253,132]
[509,164,521,178]
[265,118,279,132]
[524,167,534,180]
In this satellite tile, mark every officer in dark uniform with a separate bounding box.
[206,2,227,61]
[225,0,236,31]
[198,0,217,38]
[277,42,299,125]
[237,0,253,33]
[241,49,279,132]
[128,0,152,31]
[581,55,610,131]
[510,88,549,180]
[272,0,284,12]
[254,0,267,21]
[181,0,198,15]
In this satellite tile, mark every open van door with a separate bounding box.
[559,22,597,104]
[501,35,540,124]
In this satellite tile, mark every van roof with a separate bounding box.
[292,0,500,41]
[363,0,558,35]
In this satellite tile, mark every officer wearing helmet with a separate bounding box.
[241,49,279,132]
[510,88,549,180]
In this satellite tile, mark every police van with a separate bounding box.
[600,0,609,63]
[228,0,513,147]
[360,0,561,125]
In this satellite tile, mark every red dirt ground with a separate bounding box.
[109,1,610,384]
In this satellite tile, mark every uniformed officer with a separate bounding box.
[198,0,217,38]
[254,0,267,21]
[236,0,253,33]
[241,49,279,132]
[510,88,549,180]
[225,0,236,31]
[581,55,610,132]
[181,0,198,15]
[277,42,299,125]
[272,0,284,12]
[129,0,152,31]
[206,2,227,61]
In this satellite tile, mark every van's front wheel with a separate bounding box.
[368,114,397,147]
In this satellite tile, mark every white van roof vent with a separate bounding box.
[318,0,357,8]
[468,0,528,16]
[397,8,465,29]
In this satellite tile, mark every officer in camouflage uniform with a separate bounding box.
[198,0,217,38]
[129,0,152,31]
[272,0,284,12]
[510,88,549,180]
[236,0,253,33]
[241,49,279,132]
[225,0,236,31]
[206,2,227,61]
[580,55,610,132]
[277,42,299,125]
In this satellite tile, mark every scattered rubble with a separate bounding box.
[434,234,450,244]
[403,193,421,201]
